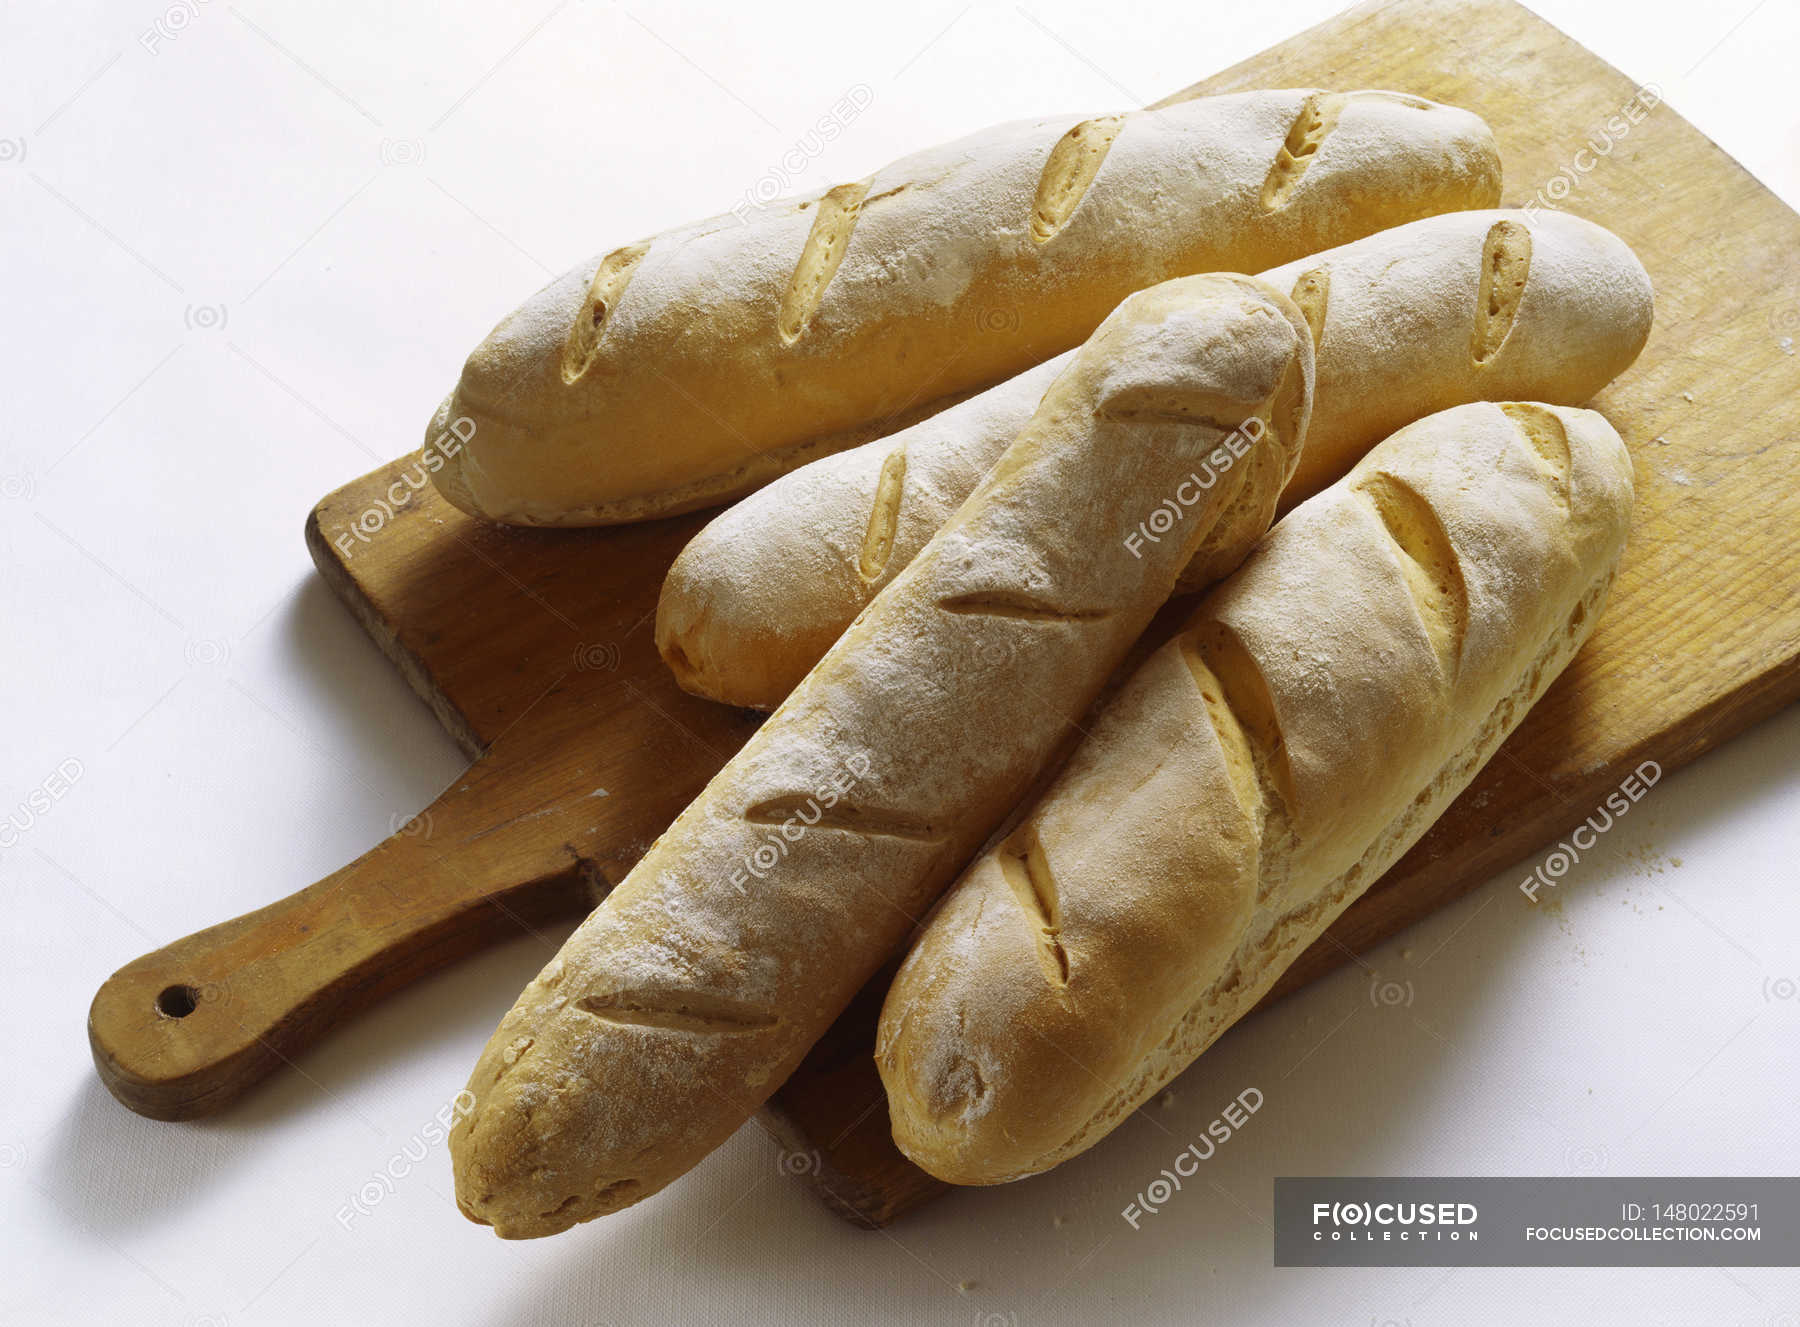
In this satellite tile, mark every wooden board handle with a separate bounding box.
[87,757,600,1121]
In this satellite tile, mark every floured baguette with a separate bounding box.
[450,274,1314,1236]
[657,210,1651,709]
[875,400,1634,1185]
[429,89,1498,526]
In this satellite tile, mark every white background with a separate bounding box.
[4,1,1798,1323]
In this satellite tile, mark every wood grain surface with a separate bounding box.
[89,0,1800,1227]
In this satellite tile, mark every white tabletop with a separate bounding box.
[4,1,1798,1322]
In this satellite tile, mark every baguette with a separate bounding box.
[450,274,1314,1236]
[429,90,1498,526]
[875,400,1634,1185]
[657,210,1651,709]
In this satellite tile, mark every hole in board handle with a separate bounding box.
[156,984,200,1019]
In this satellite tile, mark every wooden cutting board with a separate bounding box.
[89,0,1800,1226]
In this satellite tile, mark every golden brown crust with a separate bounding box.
[450,275,1314,1237]
[656,210,1652,709]
[875,401,1635,1184]
[431,90,1498,526]
[1266,212,1652,508]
